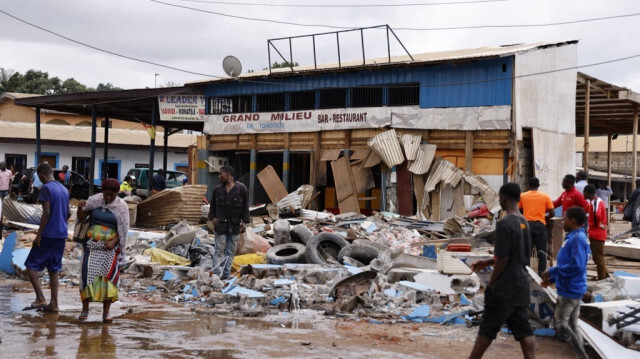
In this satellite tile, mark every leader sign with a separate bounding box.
[158,95,206,122]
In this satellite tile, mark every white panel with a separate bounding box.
[532,129,576,199]
[514,43,578,139]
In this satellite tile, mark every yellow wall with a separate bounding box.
[436,149,505,176]
[0,100,164,131]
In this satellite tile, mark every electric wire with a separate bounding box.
[177,0,512,8]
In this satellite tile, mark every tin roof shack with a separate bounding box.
[193,40,578,218]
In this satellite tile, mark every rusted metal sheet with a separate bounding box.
[367,129,404,168]
[2,199,42,225]
[408,144,437,175]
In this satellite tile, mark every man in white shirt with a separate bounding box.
[575,170,588,194]
[0,162,11,199]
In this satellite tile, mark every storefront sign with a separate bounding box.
[158,95,206,122]
[203,107,391,134]
[202,105,511,134]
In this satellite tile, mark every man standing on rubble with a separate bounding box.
[207,166,250,280]
[519,177,555,275]
[553,175,589,215]
[542,207,590,359]
[469,182,535,359]
[583,185,609,280]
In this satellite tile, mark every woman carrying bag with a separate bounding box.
[76,179,130,323]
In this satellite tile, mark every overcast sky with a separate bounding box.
[1,0,639,90]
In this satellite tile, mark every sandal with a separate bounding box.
[23,301,47,311]
[102,317,113,324]
[78,311,88,322]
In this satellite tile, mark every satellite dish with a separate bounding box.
[222,55,242,78]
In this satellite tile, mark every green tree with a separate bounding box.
[263,61,299,70]
[60,78,89,94]
[96,82,122,92]
[0,68,15,93]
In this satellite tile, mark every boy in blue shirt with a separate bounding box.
[23,163,70,313]
[542,206,590,359]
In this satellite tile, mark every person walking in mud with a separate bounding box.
[468,183,536,359]
[76,179,130,323]
[207,165,250,280]
[23,163,70,313]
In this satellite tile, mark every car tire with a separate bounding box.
[290,224,313,245]
[266,243,307,265]
[338,243,379,265]
[305,232,350,265]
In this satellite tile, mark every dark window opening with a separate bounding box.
[319,88,347,109]
[208,96,252,114]
[72,157,91,180]
[388,84,420,106]
[289,91,316,111]
[256,93,285,112]
[351,87,383,108]
[502,63,507,72]
[5,154,27,172]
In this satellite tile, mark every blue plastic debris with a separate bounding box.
[150,242,156,248]
[0,232,17,274]
[397,281,432,292]
[162,270,177,281]
[368,320,384,324]
[460,294,471,306]
[270,296,286,305]
[274,278,295,286]
[183,284,192,293]
[502,327,556,337]
[224,285,265,298]
[12,248,30,272]
[613,270,639,278]
[383,288,402,297]
[192,288,199,297]
[147,286,156,291]
[594,294,604,303]
[422,245,437,259]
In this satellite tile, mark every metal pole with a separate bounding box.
[312,35,317,70]
[388,26,414,61]
[283,149,290,191]
[89,105,97,195]
[583,80,591,171]
[361,28,365,65]
[249,149,257,205]
[386,26,391,64]
[336,32,341,68]
[633,107,638,192]
[289,38,294,70]
[103,117,109,179]
[35,107,41,166]
[163,127,169,174]
[268,40,272,74]
[148,100,157,195]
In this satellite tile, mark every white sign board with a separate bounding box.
[203,107,391,134]
[158,95,206,122]
[202,105,511,135]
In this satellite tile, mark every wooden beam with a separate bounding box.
[634,107,638,192]
[465,131,473,172]
[583,80,591,171]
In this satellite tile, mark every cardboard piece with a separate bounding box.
[331,157,360,214]
[257,165,288,204]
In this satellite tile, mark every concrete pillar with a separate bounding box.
[249,149,257,205]
[283,149,290,191]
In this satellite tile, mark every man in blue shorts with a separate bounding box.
[23,163,70,313]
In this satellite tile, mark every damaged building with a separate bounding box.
[191,40,578,217]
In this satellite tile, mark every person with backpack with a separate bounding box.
[584,184,609,280]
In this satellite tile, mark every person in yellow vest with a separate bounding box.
[118,176,134,198]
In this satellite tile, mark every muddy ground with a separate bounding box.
[0,278,585,359]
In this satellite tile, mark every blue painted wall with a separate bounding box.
[204,56,513,108]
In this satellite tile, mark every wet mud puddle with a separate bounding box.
[0,285,314,358]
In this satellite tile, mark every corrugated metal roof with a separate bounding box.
[367,129,404,168]
[0,121,197,148]
[189,40,576,86]
[408,144,437,175]
[421,157,463,207]
[401,134,421,161]
[462,173,500,214]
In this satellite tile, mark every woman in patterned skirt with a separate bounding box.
[77,179,130,323]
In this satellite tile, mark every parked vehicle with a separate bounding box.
[22,167,101,201]
[126,168,187,198]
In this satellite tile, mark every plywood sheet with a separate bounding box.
[321,149,342,161]
[257,165,288,204]
[331,157,360,214]
[351,149,370,161]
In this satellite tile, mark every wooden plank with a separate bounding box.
[584,79,591,171]
[351,149,370,161]
[257,165,288,204]
[430,184,441,221]
[331,157,360,214]
[321,149,342,161]
[465,131,474,172]
[397,161,413,216]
